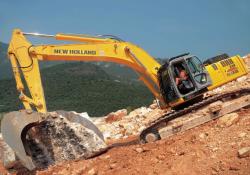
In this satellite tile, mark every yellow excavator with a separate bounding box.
[1,29,248,170]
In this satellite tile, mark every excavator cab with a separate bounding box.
[158,53,212,107]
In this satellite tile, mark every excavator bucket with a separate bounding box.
[1,110,107,170]
[1,110,44,170]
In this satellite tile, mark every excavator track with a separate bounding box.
[139,87,250,143]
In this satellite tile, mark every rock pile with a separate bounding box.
[92,106,165,141]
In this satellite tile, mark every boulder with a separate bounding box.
[24,111,107,169]
[218,113,239,127]
[238,147,250,158]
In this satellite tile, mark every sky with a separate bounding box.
[0,0,249,59]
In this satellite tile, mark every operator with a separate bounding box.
[175,67,194,94]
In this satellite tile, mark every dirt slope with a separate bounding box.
[37,108,250,175]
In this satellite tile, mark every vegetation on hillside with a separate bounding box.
[0,62,153,116]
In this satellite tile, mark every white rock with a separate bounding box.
[238,132,247,138]
[88,168,98,175]
[199,133,208,139]
[238,147,250,158]
[237,76,247,82]
[218,113,239,127]
[135,147,144,153]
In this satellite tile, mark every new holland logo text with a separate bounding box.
[54,49,96,55]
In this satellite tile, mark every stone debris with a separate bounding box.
[238,132,247,138]
[156,154,165,160]
[88,168,98,175]
[109,163,117,169]
[208,101,223,113]
[149,100,159,109]
[237,76,247,82]
[91,107,165,141]
[218,113,239,127]
[229,165,240,171]
[105,109,127,123]
[238,147,250,158]
[199,133,208,139]
[134,147,144,153]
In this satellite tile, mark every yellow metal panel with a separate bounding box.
[207,55,248,90]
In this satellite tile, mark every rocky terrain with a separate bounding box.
[37,108,250,175]
[0,54,250,174]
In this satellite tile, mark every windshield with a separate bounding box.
[187,56,208,84]
[187,56,203,74]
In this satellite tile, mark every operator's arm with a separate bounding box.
[175,77,180,85]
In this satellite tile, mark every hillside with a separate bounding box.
[0,62,153,116]
[0,41,156,116]
[0,42,11,80]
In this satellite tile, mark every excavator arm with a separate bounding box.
[8,29,164,113]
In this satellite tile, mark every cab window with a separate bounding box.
[187,56,203,74]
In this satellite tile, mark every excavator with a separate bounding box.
[1,28,248,170]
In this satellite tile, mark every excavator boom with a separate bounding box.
[8,29,164,114]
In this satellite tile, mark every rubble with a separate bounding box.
[92,107,164,141]
[199,132,208,139]
[218,113,239,127]
[238,132,247,138]
[149,100,159,109]
[238,147,250,158]
[88,168,98,175]
[229,165,240,171]
[104,109,127,123]
[134,147,144,153]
